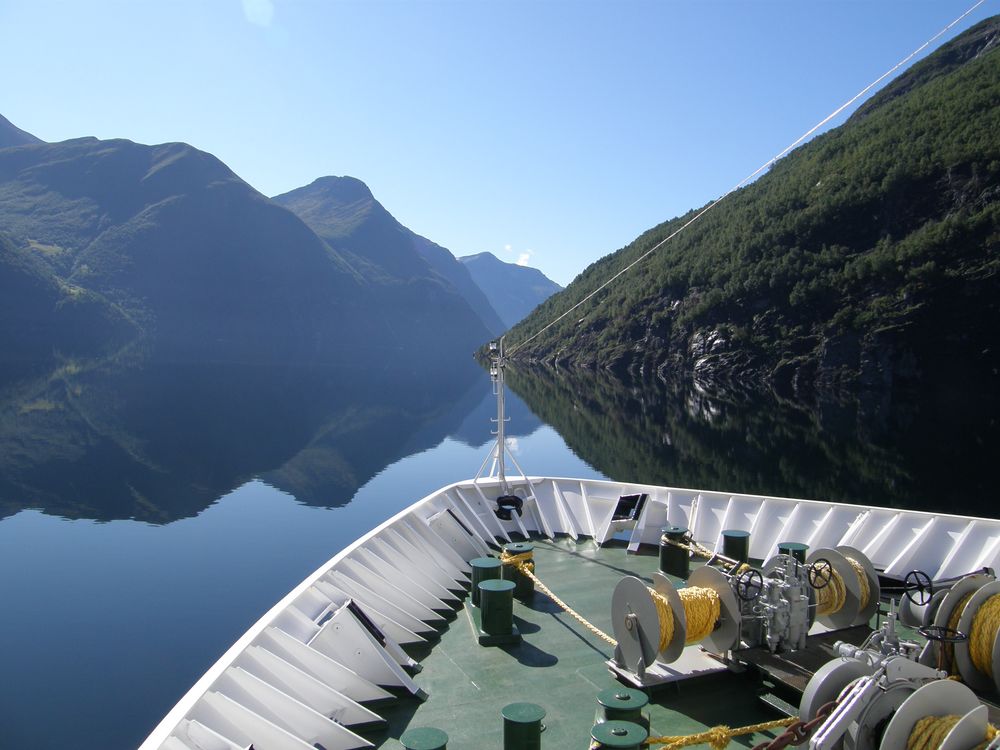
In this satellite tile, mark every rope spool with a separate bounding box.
[952,580,1000,693]
[612,567,741,673]
[947,593,976,675]
[815,567,848,617]
[813,557,869,614]
[847,556,871,610]
[925,575,993,674]
[649,585,720,652]
[806,547,878,629]
[905,715,998,750]
[970,595,1000,679]
[879,674,989,750]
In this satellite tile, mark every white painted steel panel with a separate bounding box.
[324,571,430,641]
[162,736,196,750]
[259,627,392,703]
[355,546,455,609]
[178,719,243,750]
[216,668,367,750]
[666,490,698,533]
[193,691,341,750]
[237,646,382,727]
[372,534,464,595]
[748,499,797,560]
[307,607,421,694]
[338,557,445,623]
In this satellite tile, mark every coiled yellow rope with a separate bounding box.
[936,590,1000,680]
[816,567,847,616]
[814,556,869,616]
[650,587,721,650]
[946,592,976,675]
[906,715,998,750]
[970,594,1000,679]
[846,557,870,610]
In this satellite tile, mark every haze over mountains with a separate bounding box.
[507,16,1000,396]
[0,122,560,368]
[460,251,563,329]
[273,176,508,337]
[0,113,42,148]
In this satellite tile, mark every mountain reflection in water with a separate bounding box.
[0,350,541,523]
[506,366,998,517]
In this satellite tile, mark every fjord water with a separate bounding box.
[506,366,999,517]
[0,356,601,750]
[1,358,997,750]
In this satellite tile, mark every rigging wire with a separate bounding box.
[508,0,989,357]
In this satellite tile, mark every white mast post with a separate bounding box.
[492,337,510,496]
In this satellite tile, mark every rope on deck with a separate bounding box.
[500,550,618,646]
[643,717,797,748]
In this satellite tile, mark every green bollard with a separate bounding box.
[475,578,521,645]
[502,542,535,600]
[590,720,648,749]
[778,541,808,564]
[470,557,502,607]
[400,726,448,750]
[480,579,516,634]
[594,687,649,731]
[502,702,545,750]
[722,529,750,564]
[659,526,689,578]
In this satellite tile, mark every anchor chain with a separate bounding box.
[750,701,837,750]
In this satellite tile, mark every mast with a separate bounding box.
[475,336,530,506]
[490,337,510,496]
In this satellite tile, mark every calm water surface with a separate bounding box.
[0,356,601,750]
[1,356,996,749]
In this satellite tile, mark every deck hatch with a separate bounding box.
[612,493,648,521]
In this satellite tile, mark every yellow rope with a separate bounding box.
[500,551,618,646]
[907,715,998,750]
[643,716,797,748]
[499,550,535,573]
[651,587,675,651]
[659,535,739,566]
[816,566,847,616]
[946,592,975,675]
[949,593,974,633]
[649,587,720,650]
[500,550,722,654]
[846,556,870,610]
[814,556,871,616]
[970,594,1000,679]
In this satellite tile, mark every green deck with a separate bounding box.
[375,537,791,748]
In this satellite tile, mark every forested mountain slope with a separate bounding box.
[506,17,1000,394]
[0,136,489,364]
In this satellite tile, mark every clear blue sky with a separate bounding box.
[0,0,992,285]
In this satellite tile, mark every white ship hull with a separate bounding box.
[140,476,1000,750]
